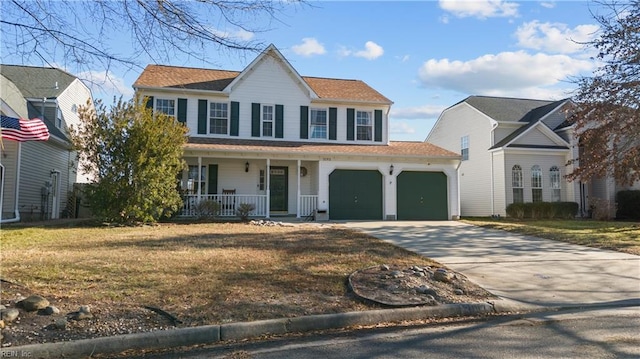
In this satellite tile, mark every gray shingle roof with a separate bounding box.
[464,96,557,122]
[0,64,77,98]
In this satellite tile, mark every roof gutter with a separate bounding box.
[133,85,228,97]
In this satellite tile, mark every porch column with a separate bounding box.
[296,159,301,218]
[197,156,202,201]
[265,158,270,218]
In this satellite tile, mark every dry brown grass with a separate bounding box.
[1,222,441,326]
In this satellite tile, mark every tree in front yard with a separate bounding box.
[72,97,187,224]
[568,1,639,186]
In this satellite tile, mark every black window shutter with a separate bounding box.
[346,108,355,141]
[197,99,207,134]
[300,106,309,139]
[329,107,337,140]
[207,165,218,194]
[275,104,284,138]
[374,109,383,142]
[251,103,261,137]
[177,98,187,123]
[230,101,239,136]
[145,96,154,110]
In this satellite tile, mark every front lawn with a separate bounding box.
[1,222,441,330]
[462,218,640,255]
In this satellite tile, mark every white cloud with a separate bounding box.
[540,2,556,9]
[292,38,326,57]
[340,41,384,60]
[439,0,519,19]
[391,105,446,119]
[418,51,594,98]
[515,21,599,54]
[389,121,417,135]
[78,70,134,102]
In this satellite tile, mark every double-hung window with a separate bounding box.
[356,110,372,141]
[262,105,274,137]
[512,165,523,203]
[531,165,543,202]
[310,108,327,139]
[461,135,469,161]
[187,165,206,195]
[209,102,228,135]
[550,166,561,202]
[155,99,175,117]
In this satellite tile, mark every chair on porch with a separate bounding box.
[221,189,236,215]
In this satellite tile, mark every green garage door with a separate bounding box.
[329,170,382,220]
[397,171,448,220]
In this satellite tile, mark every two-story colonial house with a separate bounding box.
[133,45,461,220]
[1,65,93,223]
[426,95,639,218]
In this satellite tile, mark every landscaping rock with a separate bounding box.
[380,264,390,271]
[454,288,465,295]
[433,268,453,283]
[1,308,20,322]
[68,305,93,320]
[17,295,49,312]
[54,318,68,330]
[39,306,60,315]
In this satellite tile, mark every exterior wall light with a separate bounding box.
[245,161,250,172]
[389,164,394,175]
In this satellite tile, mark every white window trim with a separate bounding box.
[461,135,469,161]
[209,101,229,135]
[155,98,176,118]
[355,110,373,141]
[310,107,328,140]
[262,104,274,138]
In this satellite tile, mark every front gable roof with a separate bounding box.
[133,45,392,104]
[488,98,572,150]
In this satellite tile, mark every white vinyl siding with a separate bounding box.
[504,153,568,204]
[512,127,560,147]
[427,103,494,216]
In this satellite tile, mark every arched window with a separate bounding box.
[550,166,561,202]
[512,165,523,203]
[531,165,543,202]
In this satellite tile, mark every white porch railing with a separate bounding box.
[181,194,267,217]
[299,195,318,218]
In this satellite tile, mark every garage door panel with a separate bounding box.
[329,170,382,220]
[397,171,448,220]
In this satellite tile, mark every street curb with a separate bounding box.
[1,301,498,359]
[7,299,637,359]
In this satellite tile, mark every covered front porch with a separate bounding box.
[178,156,319,219]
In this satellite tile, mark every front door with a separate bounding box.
[270,167,288,212]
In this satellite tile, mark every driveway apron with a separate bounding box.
[343,221,640,307]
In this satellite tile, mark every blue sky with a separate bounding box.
[81,0,602,141]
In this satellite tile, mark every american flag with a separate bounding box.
[1,115,50,142]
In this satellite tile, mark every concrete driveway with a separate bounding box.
[342,221,640,308]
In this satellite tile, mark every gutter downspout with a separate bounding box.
[455,159,462,220]
[489,121,498,216]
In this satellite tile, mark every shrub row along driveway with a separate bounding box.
[343,221,640,307]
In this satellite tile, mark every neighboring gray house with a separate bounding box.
[134,44,461,220]
[0,65,93,223]
[426,95,639,218]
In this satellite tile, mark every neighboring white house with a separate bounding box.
[426,95,640,218]
[133,44,461,220]
[0,65,93,223]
